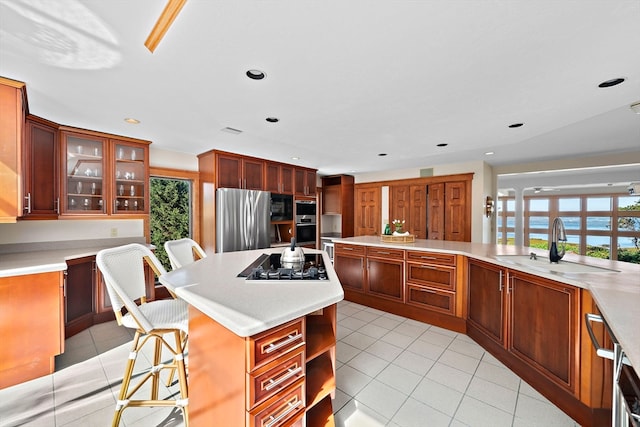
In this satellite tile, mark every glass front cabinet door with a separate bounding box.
[112,141,148,214]
[62,133,107,214]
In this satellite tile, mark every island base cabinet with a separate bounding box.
[0,271,64,389]
[187,304,336,426]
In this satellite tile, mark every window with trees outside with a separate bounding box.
[497,193,640,264]
[149,168,199,270]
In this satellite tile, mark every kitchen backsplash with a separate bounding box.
[0,219,144,245]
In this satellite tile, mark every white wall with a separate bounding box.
[150,147,199,171]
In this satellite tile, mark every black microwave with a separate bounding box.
[270,193,293,221]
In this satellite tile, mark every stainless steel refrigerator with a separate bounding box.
[216,188,271,253]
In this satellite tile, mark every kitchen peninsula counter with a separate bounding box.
[159,248,344,337]
[332,235,640,374]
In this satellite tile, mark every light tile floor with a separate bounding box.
[0,300,581,426]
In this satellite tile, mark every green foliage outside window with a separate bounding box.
[150,178,191,270]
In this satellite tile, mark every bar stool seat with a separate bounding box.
[164,238,207,270]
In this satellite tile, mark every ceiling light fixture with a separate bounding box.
[246,69,266,80]
[484,151,494,156]
[266,117,279,123]
[508,123,524,128]
[437,143,448,147]
[598,77,625,88]
[378,153,388,156]
[630,102,640,114]
[124,118,140,124]
[291,156,300,160]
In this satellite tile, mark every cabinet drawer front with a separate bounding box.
[406,262,456,290]
[334,243,365,256]
[249,319,305,371]
[406,251,456,266]
[407,284,455,315]
[366,247,405,260]
[248,380,305,427]
[248,348,305,410]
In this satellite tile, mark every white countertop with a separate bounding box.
[333,236,640,371]
[0,238,148,278]
[159,248,344,337]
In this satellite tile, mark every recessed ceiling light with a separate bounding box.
[246,69,266,80]
[436,143,448,147]
[266,117,279,123]
[508,123,524,128]
[378,153,388,156]
[124,118,140,124]
[484,151,494,156]
[598,77,625,88]
[291,156,300,160]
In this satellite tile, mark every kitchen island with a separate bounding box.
[332,235,640,427]
[159,248,344,427]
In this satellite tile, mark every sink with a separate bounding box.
[494,255,620,274]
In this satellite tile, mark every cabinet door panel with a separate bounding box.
[407,285,455,315]
[410,185,427,239]
[467,259,505,345]
[265,162,280,193]
[217,154,242,189]
[355,187,380,236]
[390,185,411,228]
[280,166,294,194]
[243,159,264,190]
[334,254,365,292]
[407,263,455,291]
[24,120,58,217]
[366,257,404,301]
[427,183,444,240]
[509,273,578,392]
[444,181,469,242]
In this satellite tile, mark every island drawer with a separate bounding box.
[248,379,305,427]
[406,251,456,266]
[366,247,405,260]
[247,348,305,410]
[249,318,305,371]
[334,243,365,256]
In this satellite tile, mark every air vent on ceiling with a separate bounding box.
[221,127,243,135]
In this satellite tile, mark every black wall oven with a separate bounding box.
[295,200,316,245]
[270,193,293,221]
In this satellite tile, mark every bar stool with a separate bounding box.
[164,238,207,270]
[96,243,189,426]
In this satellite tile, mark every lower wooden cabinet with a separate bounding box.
[0,271,64,388]
[366,247,404,302]
[64,257,95,338]
[467,259,506,345]
[334,243,366,292]
[406,250,457,315]
[187,304,337,426]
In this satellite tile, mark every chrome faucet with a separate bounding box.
[549,217,567,263]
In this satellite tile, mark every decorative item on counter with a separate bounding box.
[392,219,405,234]
[384,223,391,235]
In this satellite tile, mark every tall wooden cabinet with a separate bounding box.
[390,185,428,238]
[354,185,380,236]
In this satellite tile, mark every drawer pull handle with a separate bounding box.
[264,366,303,391]
[342,247,353,250]
[420,256,437,260]
[265,333,303,354]
[585,313,614,360]
[420,265,437,270]
[376,251,390,255]
[264,400,303,427]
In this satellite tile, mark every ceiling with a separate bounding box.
[1,0,639,181]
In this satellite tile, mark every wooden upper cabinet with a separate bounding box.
[0,78,26,223]
[60,130,150,216]
[216,152,242,189]
[295,168,316,196]
[22,116,59,219]
[266,162,294,194]
[322,185,341,214]
[355,186,380,236]
[322,175,355,237]
[216,152,264,190]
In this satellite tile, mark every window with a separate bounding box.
[149,168,199,270]
[497,193,640,264]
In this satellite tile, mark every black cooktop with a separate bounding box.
[238,253,328,280]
